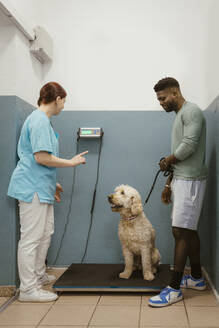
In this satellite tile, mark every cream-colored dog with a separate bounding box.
[108,184,161,281]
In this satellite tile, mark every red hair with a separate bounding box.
[38,82,67,106]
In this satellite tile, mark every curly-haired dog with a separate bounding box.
[108,184,161,281]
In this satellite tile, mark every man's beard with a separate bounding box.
[165,100,178,112]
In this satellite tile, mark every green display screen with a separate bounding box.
[81,130,93,135]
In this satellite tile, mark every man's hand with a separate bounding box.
[161,185,172,204]
[55,183,64,203]
[159,154,179,171]
[159,158,170,171]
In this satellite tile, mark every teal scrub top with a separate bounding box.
[7,109,59,204]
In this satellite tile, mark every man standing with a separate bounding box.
[148,77,207,307]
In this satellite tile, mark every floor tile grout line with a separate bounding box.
[184,299,191,328]
[138,294,143,328]
[35,296,59,328]
[87,294,102,327]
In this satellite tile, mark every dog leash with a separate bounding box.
[144,158,173,206]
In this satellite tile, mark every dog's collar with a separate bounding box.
[121,217,136,221]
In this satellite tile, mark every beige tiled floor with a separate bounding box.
[0,268,218,328]
[0,297,9,306]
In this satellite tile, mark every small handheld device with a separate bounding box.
[77,127,103,140]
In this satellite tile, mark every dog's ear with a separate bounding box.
[131,196,143,216]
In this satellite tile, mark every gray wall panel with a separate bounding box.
[0,96,35,285]
[0,96,17,285]
[201,97,219,293]
[48,111,175,266]
[0,97,218,295]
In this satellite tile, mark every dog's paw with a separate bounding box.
[144,272,155,281]
[152,267,157,274]
[119,271,132,279]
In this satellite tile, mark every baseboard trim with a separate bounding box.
[0,286,16,297]
[202,267,219,303]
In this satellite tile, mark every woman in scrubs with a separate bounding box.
[7,82,88,302]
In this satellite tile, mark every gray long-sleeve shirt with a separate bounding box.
[171,101,207,180]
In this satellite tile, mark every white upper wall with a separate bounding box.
[15,28,43,106]
[1,0,219,110]
[40,0,219,110]
[0,0,42,105]
[9,0,42,27]
[0,25,16,96]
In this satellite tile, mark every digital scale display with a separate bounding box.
[81,130,93,135]
[78,128,103,138]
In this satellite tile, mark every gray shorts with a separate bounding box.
[171,178,206,230]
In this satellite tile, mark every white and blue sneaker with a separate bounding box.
[148,286,183,307]
[180,275,206,290]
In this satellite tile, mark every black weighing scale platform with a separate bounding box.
[53,264,171,292]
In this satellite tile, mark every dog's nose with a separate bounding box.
[108,194,113,201]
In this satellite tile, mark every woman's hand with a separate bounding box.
[161,185,172,204]
[55,183,64,203]
[70,151,88,167]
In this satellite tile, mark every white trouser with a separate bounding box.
[18,193,54,292]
